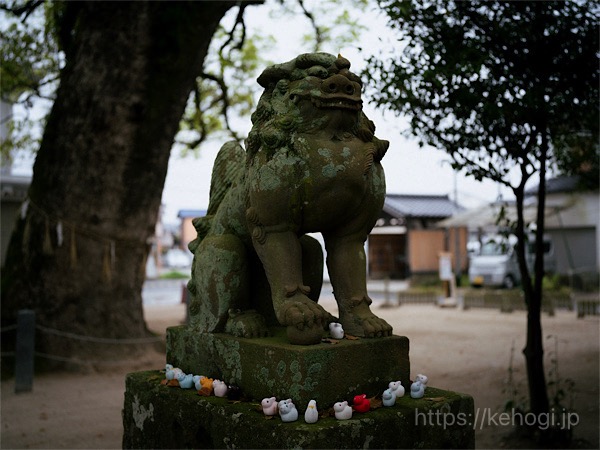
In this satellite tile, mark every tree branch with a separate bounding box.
[219,2,248,56]
[199,71,241,142]
[0,0,44,22]
[297,0,323,51]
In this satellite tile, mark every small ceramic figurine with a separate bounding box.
[389,380,405,398]
[193,375,203,391]
[334,401,352,420]
[304,400,319,424]
[353,394,370,413]
[197,377,214,396]
[328,322,345,339]
[165,364,183,381]
[278,399,298,423]
[261,397,278,416]
[410,380,425,399]
[382,388,397,407]
[416,373,429,385]
[176,372,194,389]
[213,380,228,398]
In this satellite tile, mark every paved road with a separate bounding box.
[142,278,188,306]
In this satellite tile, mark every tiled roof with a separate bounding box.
[383,194,463,219]
[525,175,581,195]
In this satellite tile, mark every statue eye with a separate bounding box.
[307,66,328,78]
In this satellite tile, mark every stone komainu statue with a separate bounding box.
[187,52,392,345]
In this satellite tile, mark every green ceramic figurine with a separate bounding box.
[187,52,392,345]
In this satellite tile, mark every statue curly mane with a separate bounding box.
[245,52,388,165]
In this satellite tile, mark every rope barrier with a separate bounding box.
[35,325,164,344]
[0,324,17,332]
[34,352,150,366]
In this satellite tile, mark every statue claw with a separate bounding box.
[276,292,330,344]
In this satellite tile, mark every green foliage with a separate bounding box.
[365,0,599,187]
[0,7,61,100]
[554,130,599,190]
[0,2,62,163]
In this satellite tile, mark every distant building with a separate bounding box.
[440,176,599,277]
[368,194,466,279]
[176,195,466,281]
[177,209,207,250]
[1,174,30,265]
[527,176,599,275]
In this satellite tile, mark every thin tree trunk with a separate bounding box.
[1,1,233,367]
[524,130,550,416]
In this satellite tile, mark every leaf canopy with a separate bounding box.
[365,0,599,188]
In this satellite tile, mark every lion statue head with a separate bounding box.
[245,52,388,165]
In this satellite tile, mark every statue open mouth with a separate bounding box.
[312,96,362,111]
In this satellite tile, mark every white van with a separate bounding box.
[468,235,556,288]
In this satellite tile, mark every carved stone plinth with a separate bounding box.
[122,370,475,449]
[166,325,409,407]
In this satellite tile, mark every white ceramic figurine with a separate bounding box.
[382,388,397,407]
[333,401,352,420]
[328,322,345,339]
[278,399,298,422]
[304,400,319,424]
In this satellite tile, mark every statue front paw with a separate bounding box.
[276,291,334,345]
[225,309,271,338]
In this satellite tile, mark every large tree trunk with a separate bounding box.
[1,1,233,368]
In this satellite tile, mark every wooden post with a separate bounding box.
[15,309,35,393]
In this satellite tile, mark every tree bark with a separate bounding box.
[524,130,550,416]
[1,1,233,367]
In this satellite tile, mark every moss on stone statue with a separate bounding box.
[123,370,475,449]
[166,325,410,407]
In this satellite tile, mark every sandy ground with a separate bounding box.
[1,296,598,449]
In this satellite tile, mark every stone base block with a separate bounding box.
[166,326,409,407]
[122,370,475,449]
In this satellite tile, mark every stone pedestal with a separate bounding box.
[122,370,475,449]
[166,325,409,407]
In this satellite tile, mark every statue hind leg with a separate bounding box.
[188,233,270,338]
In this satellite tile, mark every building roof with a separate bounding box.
[0,174,31,202]
[525,175,582,196]
[177,209,207,219]
[383,194,463,219]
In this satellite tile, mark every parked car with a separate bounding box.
[468,235,556,288]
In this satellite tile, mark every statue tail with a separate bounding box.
[188,141,246,253]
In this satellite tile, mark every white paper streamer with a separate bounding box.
[56,221,64,247]
[20,199,29,219]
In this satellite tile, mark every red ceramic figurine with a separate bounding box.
[353,394,370,413]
